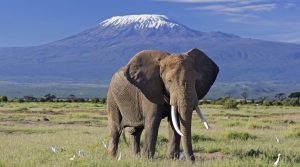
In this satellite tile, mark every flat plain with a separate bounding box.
[0,102,299,167]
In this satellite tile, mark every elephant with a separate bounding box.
[106,48,219,161]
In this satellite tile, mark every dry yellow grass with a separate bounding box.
[0,102,299,166]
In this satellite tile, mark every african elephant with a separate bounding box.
[107,48,219,161]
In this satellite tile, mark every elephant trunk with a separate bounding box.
[178,104,195,161]
[169,83,198,161]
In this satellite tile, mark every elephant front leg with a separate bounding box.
[142,117,161,159]
[167,116,181,159]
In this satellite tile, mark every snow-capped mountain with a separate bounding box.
[0,14,300,97]
[100,14,180,29]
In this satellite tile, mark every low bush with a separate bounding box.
[243,148,263,157]
[0,96,8,102]
[224,131,256,140]
[282,98,299,106]
[91,98,100,103]
[157,135,168,145]
[262,100,272,106]
[223,98,238,109]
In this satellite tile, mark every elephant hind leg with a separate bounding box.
[107,93,122,158]
[129,127,143,155]
[108,122,122,158]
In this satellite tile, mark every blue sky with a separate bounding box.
[0,0,299,47]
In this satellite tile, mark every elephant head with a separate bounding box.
[124,48,219,161]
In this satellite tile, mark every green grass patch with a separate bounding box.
[247,122,271,129]
[192,134,215,142]
[227,121,241,127]
[0,126,57,134]
[157,135,168,145]
[0,103,299,166]
[224,131,257,140]
[286,126,300,138]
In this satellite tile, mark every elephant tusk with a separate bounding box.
[195,106,209,129]
[171,106,183,136]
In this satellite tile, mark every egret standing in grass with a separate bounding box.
[274,153,281,166]
[51,145,58,154]
[100,138,108,150]
[275,136,280,144]
[78,150,85,157]
[70,155,75,161]
[117,152,121,161]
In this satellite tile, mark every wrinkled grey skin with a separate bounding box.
[107,48,219,161]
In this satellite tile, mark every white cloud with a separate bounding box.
[193,3,276,13]
[159,0,276,16]
[285,38,300,44]
[157,0,269,3]
[284,2,296,9]
[157,0,241,3]
[260,32,300,44]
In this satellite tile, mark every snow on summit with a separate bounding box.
[100,14,180,29]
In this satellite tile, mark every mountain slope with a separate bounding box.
[0,14,299,97]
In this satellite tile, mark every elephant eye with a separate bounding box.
[168,79,172,83]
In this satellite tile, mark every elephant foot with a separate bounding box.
[142,150,155,159]
[167,151,180,160]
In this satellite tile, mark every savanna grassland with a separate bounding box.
[0,102,299,167]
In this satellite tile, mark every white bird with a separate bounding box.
[275,136,280,144]
[117,152,121,161]
[78,150,85,157]
[100,138,108,150]
[70,155,75,161]
[274,153,281,166]
[179,152,185,160]
[51,145,58,153]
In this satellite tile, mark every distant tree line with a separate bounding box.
[200,91,300,108]
[0,93,106,104]
[1,91,299,107]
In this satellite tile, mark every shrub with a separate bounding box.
[212,96,230,105]
[283,98,299,106]
[272,101,282,106]
[243,148,263,157]
[157,136,168,145]
[199,100,211,105]
[224,131,256,140]
[263,100,272,106]
[288,92,300,98]
[223,98,238,109]
[16,98,24,103]
[0,96,8,102]
[100,98,106,104]
[91,98,100,103]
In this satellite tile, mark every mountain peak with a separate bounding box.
[99,14,181,30]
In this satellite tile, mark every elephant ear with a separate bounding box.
[185,48,219,100]
[123,50,170,104]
